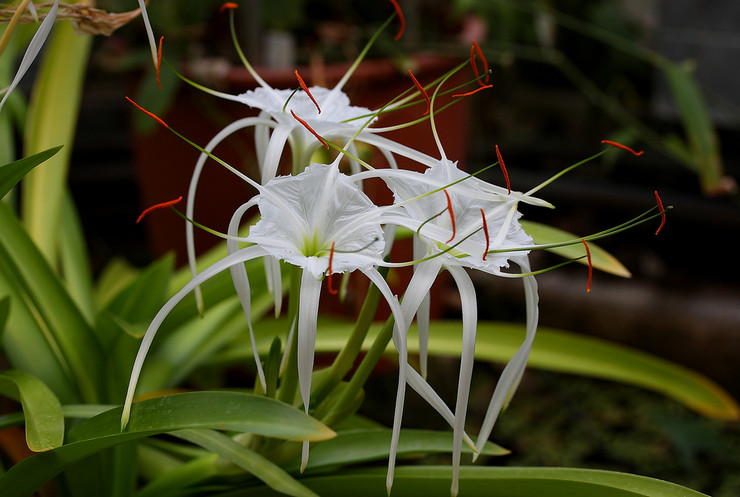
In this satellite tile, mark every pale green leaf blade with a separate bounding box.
[222,319,740,421]
[283,429,509,472]
[521,220,631,277]
[0,370,64,452]
[233,466,708,497]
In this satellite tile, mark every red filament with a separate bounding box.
[444,190,456,244]
[389,0,405,41]
[452,84,493,98]
[156,36,164,90]
[495,144,511,194]
[470,40,490,86]
[291,110,329,149]
[654,190,666,235]
[581,239,593,292]
[295,70,321,114]
[219,2,238,12]
[125,96,168,128]
[408,70,430,116]
[601,140,644,156]
[480,209,490,261]
[137,196,183,224]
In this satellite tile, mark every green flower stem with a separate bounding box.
[321,315,396,428]
[311,267,388,405]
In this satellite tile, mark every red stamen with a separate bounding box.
[389,0,405,41]
[470,40,490,86]
[156,36,164,90]
[444,189,456,244]
[291,110,329,149]
[581,239,593,292]
[125,96,168,128]
[408,70,430,116]
[327,242,338,295]
[480,208,490,261]
[295,70,321,114]
[137,196,183,224]
[654,190,666,235]
[495,144,511,194]
[601,140,644,156]
[452,84,493,98]
[219,2,238,12]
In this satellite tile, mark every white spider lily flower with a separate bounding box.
[123,161,409,478]
[372,159,539,496]
[0,0,58,114]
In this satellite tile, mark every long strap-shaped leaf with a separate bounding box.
[213,319,740,421]
[0,146,61,199]
[0,391,334,497]
[0,201,104,403]
[232,466,709,497]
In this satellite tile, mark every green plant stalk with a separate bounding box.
[321,315,395,428]
[310,268,387,404]
[21,10,92,265]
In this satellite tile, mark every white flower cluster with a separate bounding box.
[121,5,546,497]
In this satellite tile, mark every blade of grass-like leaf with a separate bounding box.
[175,429,319,497]
[521,220,631,277]
[214,319,739,421]
[21,17,91,264]
[663,61,725,195]
[0,391,334,497]
[0,146,61,199]
[0,370,63,452]
[0,295,8,338]
[58,190,95,324]
[281,429,508,473]
[231,466,708,497]
[0,201,104,403]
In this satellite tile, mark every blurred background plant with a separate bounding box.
[1,1,739,496]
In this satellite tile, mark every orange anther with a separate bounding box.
[156,36,164,90]
[125,96,168,128]
[291,110,329,149]
[219,2,238,13]
[480,209,489,261]
[581,239,593,292]
[137,196,183,224]
[654,190,666,235]
[389,0,405,41]
[295,70,321,114]
[408,69,430,116]
[495,144,511,194]
[601,140,644,156]
[452,84,493,98]
[327,242,338,295]
[470,40,490,86]
[444,190,456,244]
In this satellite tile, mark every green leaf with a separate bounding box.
[22,19,91,264]
[663,61,724,195]
[0,295,9,340]
[175,429,319,497]
[283,429,509,473]
[521,220,631,278]
[0,201,104,404]
[233,466,709,497]
[0,392,334,497]
[0,146,61,199]
[217,319,739,421]
[0,370,63,452]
